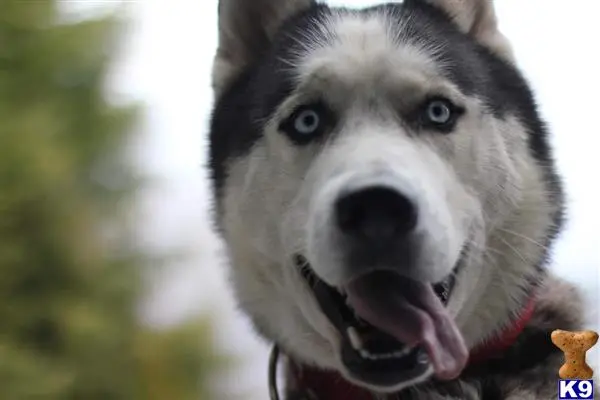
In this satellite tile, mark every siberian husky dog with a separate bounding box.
[208,0,590,398]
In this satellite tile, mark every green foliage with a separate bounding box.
[0,1,227,399]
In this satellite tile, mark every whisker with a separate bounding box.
[497,236,531,266]
[497,227,548,251]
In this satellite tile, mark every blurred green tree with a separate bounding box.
[0,1,228,399]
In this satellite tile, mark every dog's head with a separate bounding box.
[209,0,564,393]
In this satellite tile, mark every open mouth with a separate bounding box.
[295,255,468,388]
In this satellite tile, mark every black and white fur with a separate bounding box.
[208,0,589,398]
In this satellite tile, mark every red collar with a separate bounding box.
[287,297,536,400]
[468,296,536,364]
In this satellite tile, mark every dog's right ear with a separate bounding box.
[212,0,315,96]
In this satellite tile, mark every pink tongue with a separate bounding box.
[345,272,468,380]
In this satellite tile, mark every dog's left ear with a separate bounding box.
[213,0,315,96]
[423,0,514,62]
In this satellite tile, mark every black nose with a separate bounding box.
[335,186,418,242]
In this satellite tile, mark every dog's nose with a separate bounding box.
[335,186,418,242]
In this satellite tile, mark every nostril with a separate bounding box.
[335,186,418,241]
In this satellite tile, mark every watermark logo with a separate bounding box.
[558,380,594,400]
[552,330,598,400]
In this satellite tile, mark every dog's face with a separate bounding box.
[209,0,563,393]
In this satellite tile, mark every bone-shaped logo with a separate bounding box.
[551,329,599,380]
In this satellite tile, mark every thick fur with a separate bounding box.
[208,0,587,398]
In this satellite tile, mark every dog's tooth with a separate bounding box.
[345,297,353,308]
[347,327,363,350]
[417,352,429,364]
[358,347,416,361]
[360,349,378,361]
[392,348,410,358]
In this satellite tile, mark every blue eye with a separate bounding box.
[426,100,452,124]
[280,103,333,145]
[294,109,321,135]
[421,98,462,132]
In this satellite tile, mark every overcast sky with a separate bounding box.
[91,1,600,398]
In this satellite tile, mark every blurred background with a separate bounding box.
[0,1,598,399]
